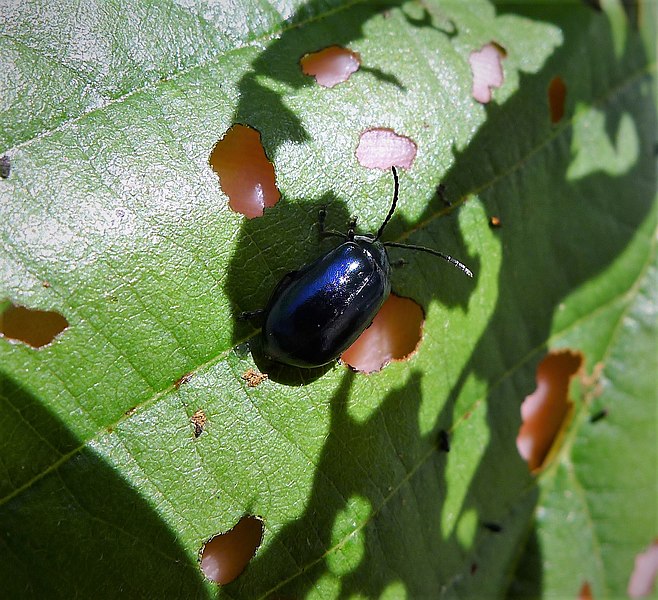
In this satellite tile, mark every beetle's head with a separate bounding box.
[354,235,391,276]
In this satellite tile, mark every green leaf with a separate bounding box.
[1,0,655,598]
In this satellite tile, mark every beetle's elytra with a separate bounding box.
[261,237,392,368]
[245,168,472,369]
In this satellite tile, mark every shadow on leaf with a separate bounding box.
[220,0,655,597]
[0,374,207,597]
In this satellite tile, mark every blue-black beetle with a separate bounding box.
[244,167,472,368]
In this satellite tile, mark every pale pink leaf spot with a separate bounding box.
[355,128,417,170]
[300,46,361,88]
[469,43,506,104]
[628,541,658,598]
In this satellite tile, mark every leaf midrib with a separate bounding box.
[1,56,653,510]
[260,227,656,597]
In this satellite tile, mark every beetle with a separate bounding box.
[243,167,472,368]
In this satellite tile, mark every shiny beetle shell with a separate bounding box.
[261,239,390,368]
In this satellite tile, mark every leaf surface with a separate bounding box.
[0,0,655,598]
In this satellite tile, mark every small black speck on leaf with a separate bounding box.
[589,408,608,423]
[482,521,503,533]
[436,183,451,207]
[437,429,450,452]
[0,155,10,179]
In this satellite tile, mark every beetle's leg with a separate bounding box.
[239,308,265,322]
[391,258,407,268]
[318,207,346,240]
[320,229,346,240]
[347,216,358,241]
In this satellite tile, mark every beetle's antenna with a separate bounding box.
[383,242,473,278]
[376,167,473,278]
[375,166,399,241]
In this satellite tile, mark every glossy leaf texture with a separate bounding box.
[0,0,655,598]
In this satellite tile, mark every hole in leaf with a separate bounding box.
[469,42,506,104]
[628,540,658,598]
[0,303,68,348]
[341,294,424,373]
[548,76,567,124]
[516,350,583,472]
[200,515,264,585]
[209,124,280,219]
[300,45,361,88]
[578,582,593,600]
[0,155,10,179]
[355,128,417,170]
